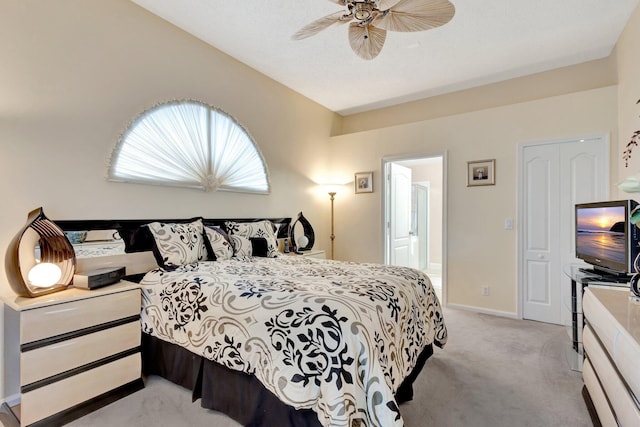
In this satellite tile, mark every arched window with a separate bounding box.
[108,100,270,194]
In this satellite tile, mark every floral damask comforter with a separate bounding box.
[140,256,447,427]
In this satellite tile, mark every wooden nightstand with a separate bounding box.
[2,281,144,426]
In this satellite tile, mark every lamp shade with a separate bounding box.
[297,235,309,249]
[28,263,62,288]
[5,207,76,297]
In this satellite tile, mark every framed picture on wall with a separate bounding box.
[354,171,374,193]
[467,159,495,186]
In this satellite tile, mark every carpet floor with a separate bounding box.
[3,307,592,426]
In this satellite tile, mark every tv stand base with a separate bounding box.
[578,268,633,283]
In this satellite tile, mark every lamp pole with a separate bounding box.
[329,191,336,260]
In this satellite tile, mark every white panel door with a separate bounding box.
[558,139,609,325]
[390,163,413,267]
[522,137,608,324]
[523,145,560,323]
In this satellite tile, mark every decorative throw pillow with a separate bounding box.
[204,226,234,261]
[249,237,269,257]
[225,220,279,257]
[229,235,253,257]
[147,219,207,269]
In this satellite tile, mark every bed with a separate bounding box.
[57,216,447,427]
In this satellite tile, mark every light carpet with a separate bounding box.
[3,308,592,426]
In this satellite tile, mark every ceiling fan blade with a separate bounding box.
[374,0,455,32]
[348,23,387,60]
[292,11,352,40]
[390,0,455,15]
[376,0,401,10]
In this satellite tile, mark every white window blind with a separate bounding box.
[108,100,270,194]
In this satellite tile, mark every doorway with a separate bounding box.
[383,154,446,304]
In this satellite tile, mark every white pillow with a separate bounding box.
[229,235,253,257]
[225,220,278,257]
[204,226,234,261]
[147,219,207,269]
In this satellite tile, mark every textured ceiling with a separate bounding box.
[130,0,639,115]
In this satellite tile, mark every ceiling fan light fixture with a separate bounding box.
[354,2,375,21]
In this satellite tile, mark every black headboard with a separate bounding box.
[55,217,292,253]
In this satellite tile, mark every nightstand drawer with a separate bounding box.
[21,353,141,426]
[21,321,140,386]
[20,289,140,344]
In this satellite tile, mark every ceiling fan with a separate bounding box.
[292,0,456,60]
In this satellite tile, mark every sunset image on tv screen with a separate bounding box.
[576,206,625,263]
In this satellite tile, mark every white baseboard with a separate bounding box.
[446,303,519,319]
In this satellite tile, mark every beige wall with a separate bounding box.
[616,2,640,185]
[328,86,618,315]
[338,57,617,135]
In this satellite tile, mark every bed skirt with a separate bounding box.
[141,333,433,427]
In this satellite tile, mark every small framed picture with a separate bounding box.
[354,171,374,193]
[467,159,495,186]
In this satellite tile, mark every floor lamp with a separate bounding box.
[329,191,336,260]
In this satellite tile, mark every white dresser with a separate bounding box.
[3,281,144,426]
[582,286,640,426]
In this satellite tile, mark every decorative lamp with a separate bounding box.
[328,191,336,260]
[316,180,346,260]
[5,207,76,297]
[289,212,315,251]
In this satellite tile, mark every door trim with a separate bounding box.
[381,151,448,306]
[516,133,610,320]
[414,182,430,270]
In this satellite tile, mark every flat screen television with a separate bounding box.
[575,199,640,277]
